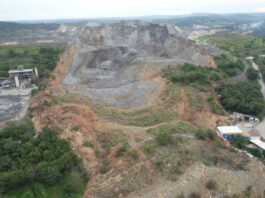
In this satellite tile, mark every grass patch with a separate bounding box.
[168,84,181,102]
[147,121,197,135]
[92,106,178,127]
[96,129,128,146]
[185,87,199,107]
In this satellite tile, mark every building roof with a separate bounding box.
[217,126,243,135]
[250,138,265,151]
[8,69,33,74]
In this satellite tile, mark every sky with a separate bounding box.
[1,0,265,21]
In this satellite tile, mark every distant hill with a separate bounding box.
[148,13,265,30]
[0,21,59,37]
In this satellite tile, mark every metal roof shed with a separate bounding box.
[250,138,265,151]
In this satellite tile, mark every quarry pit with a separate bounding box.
[62,21,220,108]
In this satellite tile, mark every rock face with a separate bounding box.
[63,21,219,108]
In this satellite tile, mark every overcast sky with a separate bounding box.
[1,0,265,21]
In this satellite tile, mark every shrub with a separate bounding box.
[155,160,164,169]
[189,192,201,198]
[205,180,217,190]
[156,131,172,145]
[143,143,156,154]
[83,141,94,148]
[195,129,215,140]
[195,129,207,140]
[104,141,111,153]
[31,89,39,96]
[99,160,111,174]
[215,54,244,77]
[116,142,129,157]
[213,139,222,150]
[129,149,139,159]
[246,67,259,81]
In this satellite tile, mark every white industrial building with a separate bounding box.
[216,126,243,140]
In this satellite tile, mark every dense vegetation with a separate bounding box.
[0,122,86,196]
[162,63,227,115]
[253,56,265,82]
[214,53,244,77]
[216,82,265,117]
[163,63,227,86]
[0,46,64,78]
[209,33,265,57]
[0,22,59,37]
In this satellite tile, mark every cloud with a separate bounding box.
[0,0,265,21]
[254,7,265,12]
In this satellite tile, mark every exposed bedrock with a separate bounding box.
[63,21,220,108]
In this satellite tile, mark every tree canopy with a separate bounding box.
[0,123,79,192]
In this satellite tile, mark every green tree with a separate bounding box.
[246,67,259,81]
[7,49,18,58]
[21,190,34,198]
[38,166,62,186]
[64,171,82,193]
[156,131,172,145]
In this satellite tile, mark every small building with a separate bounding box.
[8,65,38,88]
[216,126,243,140]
